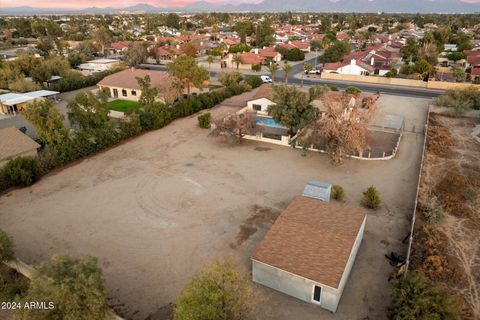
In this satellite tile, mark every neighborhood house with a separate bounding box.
[97,68,204,103]
[0,90,59,115]
[78,58,122,73]
[237,84,291,146]
[0,127,41,167]
[252,196,367,312]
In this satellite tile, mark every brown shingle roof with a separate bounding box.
[0,127,40,161]
[251,84,274,101]
[97,69,171,91]
[252,196,366,288]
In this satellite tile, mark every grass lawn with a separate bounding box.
[108,100,141,112]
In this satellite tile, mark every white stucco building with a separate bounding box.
[78,58,122,73]
[252,196,367,312]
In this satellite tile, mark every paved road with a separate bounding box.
[141,60,442,99]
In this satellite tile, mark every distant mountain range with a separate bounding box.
[2,0,480,15]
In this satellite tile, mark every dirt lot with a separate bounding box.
[411,112,480,319]
[0,93,429,320]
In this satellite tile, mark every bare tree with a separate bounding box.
[298,93,377,164]
[209,111,259,143]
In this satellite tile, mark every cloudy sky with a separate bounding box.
[1,0,479,9]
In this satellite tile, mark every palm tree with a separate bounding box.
[268,63,279,84]
[207,55,214,70]
[302,64,313,87]
[232,55,242,70]
[282,62,292,85]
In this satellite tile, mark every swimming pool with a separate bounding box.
[256,116,286,129]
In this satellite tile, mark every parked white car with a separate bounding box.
[305,69,321,74]
[260,75,273,83]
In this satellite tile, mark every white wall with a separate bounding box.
[252,215,366,313]
[252,260,340,312]
[247,98,275,114]
[332,216,367,311]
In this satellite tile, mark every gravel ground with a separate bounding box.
[0,93,429,320]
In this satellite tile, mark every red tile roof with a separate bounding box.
[236,52,264,65]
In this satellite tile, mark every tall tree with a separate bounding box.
[268,85,318,135]
[124,42,148,66]
[282,62,292,85]
[92,28,112,56]
[67,89,110,131]
[22,255,108,320]
[268,63,279,84]
[232,55,243,70]
[403,37,419,61]
[167,54,209,95]
[298,92,377,164]
[173,260,258,320]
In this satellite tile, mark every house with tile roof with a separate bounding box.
[97,68,205,103]
[223,52,265,70]
[252,196,366,312]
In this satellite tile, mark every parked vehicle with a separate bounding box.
[260,75,273,83]
[305,69,321,75]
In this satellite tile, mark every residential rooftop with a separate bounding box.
[252,196,366,288]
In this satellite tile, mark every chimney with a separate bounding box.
[254,48,259,54]
[350,59,356,66]
[130,66,136,72]
[371,57,374,66]
[176,44,180,49]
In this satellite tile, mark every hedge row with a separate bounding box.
[0,84,250,193]
[50,67,125,93]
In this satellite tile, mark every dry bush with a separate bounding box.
[427,116,455,157]
[298,93,376,164]
[210,111,259,143]
[434,172,474,219]
[411,226,458,283]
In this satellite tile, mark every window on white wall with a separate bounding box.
[252,104,262,111]
[313,285,321,303]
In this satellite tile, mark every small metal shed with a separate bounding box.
[302,181,332,202]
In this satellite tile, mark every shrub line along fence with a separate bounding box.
[3,259,124,320]
[320,73,480,91]
[404,105,431,275]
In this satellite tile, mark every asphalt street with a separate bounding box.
[141,57,443,99]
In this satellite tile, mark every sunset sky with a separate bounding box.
[1,0,479,9]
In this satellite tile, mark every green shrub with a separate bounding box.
[331,185,345,201]
[422,196,444,223]
[362,186,381,209]
[285,48,305,61]
[0,230,15,262]
[329,85,339,91]
[390,272,461,320]
[0,157,41,190]
[198,113,212,129]
[345,86,362,95]
[0,265,29,301]
[435,87,480,114]
[23,255,108,320]
[251,64,262,72]
[245,75,263,88]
